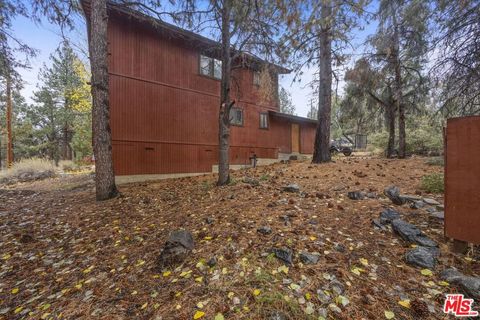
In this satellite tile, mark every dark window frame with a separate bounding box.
[199,54,222,80]
[259,112,269,129]
[253,70,261,86]
[230,107,244,127]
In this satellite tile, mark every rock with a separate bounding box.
[423,198,441,206]
[233,297,241,305]
[426,207,436,213]
[440,268,480,299]
[289,155,298,161]
[157,230,194,268]
[410,201,425,209]
[405,246,438,269]
[431,211,444,220]
[330,279,344,295]
[299,252,320,265]
[384,186,407,205]
[205,217,214,224]
[379,208,401,224]
[334,243,346,253]
[347,191,365,200]
[318,308,328,318]
[372,219,387,231]
[257,226,272,235]
[317,290,332,304]
[366,192,378,199]
[402,195,423,202]
[272,247,293,265]
[269,311,287,320]
[207,257,217,268]
[329,303,342,313]
[283,184,300,193]
[391,220,437,247]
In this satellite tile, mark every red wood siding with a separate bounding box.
[107,12,314,175]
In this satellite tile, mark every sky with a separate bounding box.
[11,2,377,118]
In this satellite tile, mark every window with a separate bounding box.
[230,107,244,126]
[259,113,268,129]
[253,70,261,86]
[200,54,222,79]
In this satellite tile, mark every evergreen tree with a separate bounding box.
[279,87,296,115]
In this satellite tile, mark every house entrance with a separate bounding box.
[291,123,300,153]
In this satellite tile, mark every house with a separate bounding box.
[85,2,317,177]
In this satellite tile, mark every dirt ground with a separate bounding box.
[0,156,478,320]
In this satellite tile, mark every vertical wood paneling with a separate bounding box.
[108,11,315,175]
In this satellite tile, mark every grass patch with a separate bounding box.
[421,173,444,193]
[425,157,444,166]
[0,158,56,184]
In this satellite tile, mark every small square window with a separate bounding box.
[200,54,222,79]
[259,113,268,129]
[230,107,244,126]
[253,71,261,86]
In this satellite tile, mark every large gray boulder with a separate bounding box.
[391,219,437,247]
[379,208,401,224]
[157,230,194,268]
[440,268,480,299]
[405,246,439,269]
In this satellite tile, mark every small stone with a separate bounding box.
[232,297,240,305]
[317,290,332,304]
[405,246,438,269]
[384,186,407,205]
[379,208,401,224]
[334,243,346,253]
[431,211,444,220]
[205,217,214,225]
[318,308,328,318]
[257,226,272,235]
[330,279,344,295]
[299,252,320,265]
[243,177,259,186]
[207,257,217,268]
[423,198,441,206]
[391,220,437,247]
[157,230,194,268]
[440,268,480,299]
[283,184,300,193]
[347,191,365,200]
[410,201,425,209]
[272,248,293,265]
[366,192,377,199]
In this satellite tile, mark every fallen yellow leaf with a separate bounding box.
[398,300,410,309]
[193,310,205,319]
[253,289,261,296]
[420,269,433,276]
[384,310,395,319]
[11,288,19,294]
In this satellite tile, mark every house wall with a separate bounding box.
[107,12,314,175]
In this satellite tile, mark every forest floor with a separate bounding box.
[0,156,478,320]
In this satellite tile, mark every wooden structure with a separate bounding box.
[445,116,480,244]
[96,3,317,176]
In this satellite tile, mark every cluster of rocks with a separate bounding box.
[440,268,480,299]
[372,208,439,269]
[346,191,377,200]
[384,185,444,219]
[271,247,320,266]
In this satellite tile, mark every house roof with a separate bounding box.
[268,111,318,124]
[81,1,290,74]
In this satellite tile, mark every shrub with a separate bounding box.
[425,157,444,166]
[0,158,56,184]
[421,173,444,193]
[60,160,79,172]
[406,126,443,155]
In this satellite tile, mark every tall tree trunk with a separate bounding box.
[217,0,232,186]
[392,11,406,158]
[312,0,332,163]
[386,104,396,158]
[6,73,13,168]
[88,0,118,200]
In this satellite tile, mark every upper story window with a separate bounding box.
[200,55,222,80]
[253,70,261,86]
[259,113,268,129]
[230,107,244,126]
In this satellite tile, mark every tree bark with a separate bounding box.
[217,0,232,186]
[392,11,406,158]
[386,103,396,158]
[312,0,332,163]
[88,0,118,200]
[6,73,13,168]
